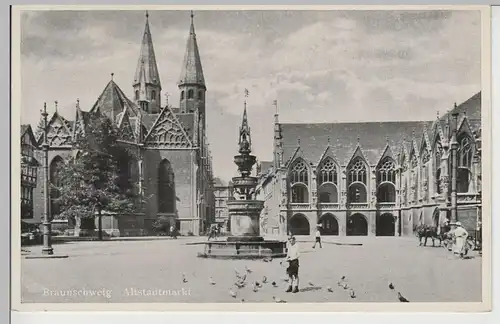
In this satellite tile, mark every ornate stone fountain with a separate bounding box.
[197,94,287,259]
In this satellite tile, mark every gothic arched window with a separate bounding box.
[135,90,139,100]
[410,154,419,202]
[50,156,64,217]
[198,91,203,100]
[420,149,430,201]
[289,159,308,185]
[188,89,194,99]
[151,90,156,101]
[434,139,442,194]
[181,91,185,100]
[347,158,367,203]
[347,158,367,186]
[376,158,396,203]
[289,159,309,203]
[318,158,338,203]
[457,134,473,193]
[158,159,176,213]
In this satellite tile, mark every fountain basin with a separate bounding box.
[197,239,287,259]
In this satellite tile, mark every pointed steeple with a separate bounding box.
[133,11,161,113]
[238,91,251,154]
[134,11,161,88]
[179,11,205,87]
[178,11,207,114]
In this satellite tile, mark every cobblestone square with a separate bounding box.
[21,236,482,303]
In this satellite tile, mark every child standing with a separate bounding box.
[285,235,300,293]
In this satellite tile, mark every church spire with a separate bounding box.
[178,11,206,114]
[133,11,161,113]
[179,11,206,88]
[238,89,251,154]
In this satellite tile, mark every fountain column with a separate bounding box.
[227,90,264,242]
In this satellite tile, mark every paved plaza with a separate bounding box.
[20,236,482,303]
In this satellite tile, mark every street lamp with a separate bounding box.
[41,102,54,255]
[25,102,68,259]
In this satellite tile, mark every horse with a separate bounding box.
[414,224,446,247]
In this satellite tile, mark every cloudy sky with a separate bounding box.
[19,9,481,182]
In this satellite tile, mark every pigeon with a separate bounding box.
[262,276,268,284]
[272,281,278,287]
[241,298,245,303]
[308,282,314,287]
[182,273,188,283]
[234,281,246,289]
[255,281,262,288]
[209,277,216,285]
[397,292,410,303]
[349,289,356,298]
[253,283,259,292]
[273,296,287,303]
[389,282,395,290]
[282,277,290,282]
[341,276,346,280]
[229,289,237,298]
[327,286,334,293]
[235,269,242,278]
[342,283,349,290]
[245,266,252,273]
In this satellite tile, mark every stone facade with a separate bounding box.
[213,178,234,234]
[20,125,39,220]
[29,13,215,236]
[256,92,482,237]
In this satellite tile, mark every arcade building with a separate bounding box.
[256,92,482,237]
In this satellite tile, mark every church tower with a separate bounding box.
[178,11,206,116]
[133,11,162,114]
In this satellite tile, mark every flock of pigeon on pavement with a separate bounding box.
[180,260,410,303]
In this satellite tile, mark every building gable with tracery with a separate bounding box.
[30,12,215,236]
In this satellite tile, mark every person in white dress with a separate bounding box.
[452,222,469,258]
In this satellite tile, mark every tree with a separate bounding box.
[55,113,143,240]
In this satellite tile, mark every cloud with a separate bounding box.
[18,10,481,182]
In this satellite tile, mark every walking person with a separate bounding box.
[170,224,177,239]
[312,224,322,249]
[207,224,217,241]
[285,235,300,293]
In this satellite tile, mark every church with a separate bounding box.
[256,92,482,237]
[30,12,216,236]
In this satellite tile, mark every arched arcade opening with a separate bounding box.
[376,213,395,236]
[347,213,368,236]
[289,213,310,236]
[319,213,339,235]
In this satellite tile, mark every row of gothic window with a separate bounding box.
[288,134,476,204]
[180,90,204,100]
[134,90,158,102]
[48,156,177,217]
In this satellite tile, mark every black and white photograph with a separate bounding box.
[12,6,491,310]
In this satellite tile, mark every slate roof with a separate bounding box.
[21,124,30,136]
[279,92,482,167]
[280,121,433,167]
[89,80,141,124]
